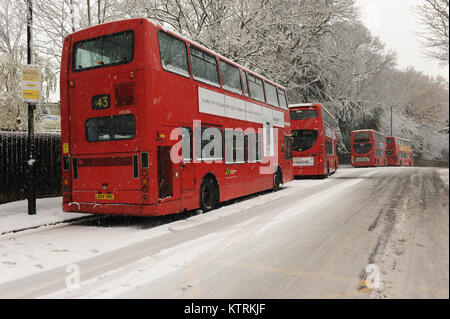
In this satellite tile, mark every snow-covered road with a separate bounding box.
[0,167,448,299]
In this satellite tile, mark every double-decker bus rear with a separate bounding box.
[61,19,150,215]
[351,130,386,167]
[289,104,339,177]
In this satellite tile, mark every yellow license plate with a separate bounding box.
[95,193,114,200]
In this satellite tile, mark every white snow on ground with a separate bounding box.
[34,169,381,299]
[0,168,381,289]
[439,169,449,186]
[0,197,86,234]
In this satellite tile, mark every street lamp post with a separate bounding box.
[27,0,36,215]
[390,105,393,136]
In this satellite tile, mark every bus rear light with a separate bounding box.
[140,167,150,202]
[62,172,72,203]
[69,81,75,88]
[129,72,135,79]
[157,132,166,139]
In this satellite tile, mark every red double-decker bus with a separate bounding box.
[289,103,339,177]
[351,130,386,167]
[60,18,293,216]
[386,136,414,166]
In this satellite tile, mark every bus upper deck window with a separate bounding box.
[158,31,190,77]
[72,31,134,72]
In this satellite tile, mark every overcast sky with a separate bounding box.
[355,0,449,81]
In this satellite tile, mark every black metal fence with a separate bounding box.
[0,131,61,205]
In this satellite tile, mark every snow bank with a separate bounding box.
[0,197,86,234]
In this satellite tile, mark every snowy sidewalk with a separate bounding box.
[0,197,87,235]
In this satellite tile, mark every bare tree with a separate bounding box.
[415,0,449,66]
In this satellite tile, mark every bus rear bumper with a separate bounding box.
[63,202,157,216]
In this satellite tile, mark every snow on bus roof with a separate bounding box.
[352,129,385,135]
[288,103,318,108]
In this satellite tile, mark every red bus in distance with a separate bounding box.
[386,136,414,166]
[351,129,386,167]
[289,103,339,178]
[60,18,293,216]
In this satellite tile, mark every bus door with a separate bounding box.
[156,126,181,201]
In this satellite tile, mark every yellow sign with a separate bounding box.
[21,65,41,103]
[63,143,69,154]
[95,193,114,200]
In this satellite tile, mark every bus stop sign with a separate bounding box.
[21,64,41,103]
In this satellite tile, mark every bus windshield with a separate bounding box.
[386,138,393,144]
[353,143,372,154]
[292,130,318,152]
[72,30,134,72]
[290,109,318,120]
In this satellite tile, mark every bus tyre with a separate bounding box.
[200,176,219,213]
[273,169,282,191]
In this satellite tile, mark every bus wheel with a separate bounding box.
[199,176,219,212]
[273,169,282,191]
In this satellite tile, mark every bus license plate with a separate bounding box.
[293,157,314,167]
[95,193,114,200]
[356,157,369,162]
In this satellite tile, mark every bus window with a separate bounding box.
[190,46,220,87]
[353,143,372,154]
[264,82,279,107]
[73,30,134,72]
[248,74,265,103]
[284,136,292,160]
[290,109,318,120]
[158,31,190,77]
[195,127,222,160]
[325,141,334,155]
[241,71,249,97]
[386,138,393,144]
[277,89,288,110]
[85,114,136,142]
[353,133,370,143]
[225,129,245,164]
[220,60,242,95]
[292,130,318,152]
[182,127,192,162]
[247,133,262,162]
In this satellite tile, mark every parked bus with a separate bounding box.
[289,103,339,177]
[351,130,386,167]
[60,18,293,216]
[386,136,414,166]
